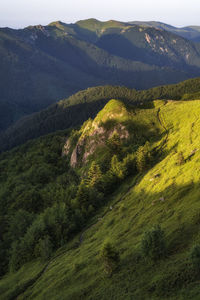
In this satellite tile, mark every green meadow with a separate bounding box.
[1,99,200,299]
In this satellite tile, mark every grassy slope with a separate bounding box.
[2,18,200,132]
[1,99,200,299]
[2,76,200,153]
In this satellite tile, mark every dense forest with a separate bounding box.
[0,100,160,276]
[1,77,200,152]
[2,97,200,299]
[1,18,200,132]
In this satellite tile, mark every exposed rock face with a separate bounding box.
[62,138,71,156]
[70,139,85,167]
[63,122,129,167]
[62,100,131,167]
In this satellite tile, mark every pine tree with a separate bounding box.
[76,179,90,209]
[136,146,147,172]
[107,132,122,154]
[111,155,126,179]
[141,225,166,261]
[86,162,102,188]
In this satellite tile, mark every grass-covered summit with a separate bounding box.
[2,77,200,153]
[63,99,161,168]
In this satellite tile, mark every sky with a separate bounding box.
[0,0,199,29]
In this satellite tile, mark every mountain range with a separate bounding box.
[2,15,200,300]
[1,18,200,132]
[130,21,200,42]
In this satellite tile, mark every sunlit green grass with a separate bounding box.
[2,99,200,299]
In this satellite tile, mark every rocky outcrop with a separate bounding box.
[62,100,131,167]
[70,139,85,167]
[63,123,129,167]
[62,138,71,156]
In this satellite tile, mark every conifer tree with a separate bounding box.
[111,155,126,179]
[76,179,90,209]
[86,162,102,188]
[136,146,147,172]
[107,132,122,154]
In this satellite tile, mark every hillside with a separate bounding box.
[1,98,200,299]
[131,21,200,42]
[1,19,200,131]
[1,77,200,152]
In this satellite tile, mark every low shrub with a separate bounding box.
[99,241,120,276]
[141,225,166,261]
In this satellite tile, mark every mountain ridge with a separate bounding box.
[1,18,200,132]
[1,96,200,298]
[1,77,200,153]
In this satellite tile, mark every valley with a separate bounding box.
[1,18,200,132]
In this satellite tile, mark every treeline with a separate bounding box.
[0,129,77,275]
[0,123,154,275]
[1,77,200,152]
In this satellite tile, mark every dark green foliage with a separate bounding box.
[136,146,147,172]
[1,117,144,274]
[190,245,200,272]
[86,162,102,188]
[0,98,157,274]
[2,18,200,136]
[99,241,120,276]
[7,210,35,242]
[35,235,53,262]
[9,241,24,273]
[136,142,151,172]
[107,132,122,155]
[0,130,81,274]
[3,97,200,299]
[141,225,166,261]
[121,153,136,176]
[101,170,119,194]
[75,179,104,214]
[9,202,77,270]
[110,155,126,180]
[3,77,200,152]
[75,180,91,210]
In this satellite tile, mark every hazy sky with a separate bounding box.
[0,0,199,28]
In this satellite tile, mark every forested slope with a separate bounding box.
[1,77,200,152]
[1,18,200,131]
[1,98,200,299]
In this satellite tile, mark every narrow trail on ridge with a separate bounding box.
[155,101,169,153]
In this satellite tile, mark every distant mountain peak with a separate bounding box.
[75,18,128,32]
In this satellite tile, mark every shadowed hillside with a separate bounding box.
[1,77,200,152]
[1,97,200,299]
[1,18,200,131]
